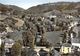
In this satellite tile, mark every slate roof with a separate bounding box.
[44,31,63,46]
[57,17,80,22]
[72,38,80,43]
[4,38,14,44]
[62,43,71,47]
[0,15,8,20]
[7,31,23,41]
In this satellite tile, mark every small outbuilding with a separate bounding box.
[60,43,71,54]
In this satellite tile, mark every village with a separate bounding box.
[0,2,80,56]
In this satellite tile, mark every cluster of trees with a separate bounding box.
[0,41,22,56]
[0,43,5,56]
[22,30,35,48]
[0,23,6,32]
[0,5,13,14]
[11,41,22,56]
[0,6,8,13]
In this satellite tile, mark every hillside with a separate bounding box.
[0,3,25,32]
[25,2,80,15]
[0,3,24,15]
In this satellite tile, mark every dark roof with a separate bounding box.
[54,43,61,48]
[4,38,14,43]
[62,43,71,47]
[72,38,80,43]
[44,31,63,46]
[0,15,8,20]
[57,17,80,22]
[7,31,22,41]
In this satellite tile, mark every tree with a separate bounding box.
[26,30,35,48]
[21,14,25,18]
[0,43,5,56]
[60,32,67,43]
[22,29,35,48]
[11,42,22,56]
[0,6,8,13]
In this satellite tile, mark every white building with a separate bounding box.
[60,43,71,54]
[0,38,1,47]
[72,43,80,48]
[4,38,14,49]
[6,27,13,32]
[65,15,73,19]
[71,25,80,48]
